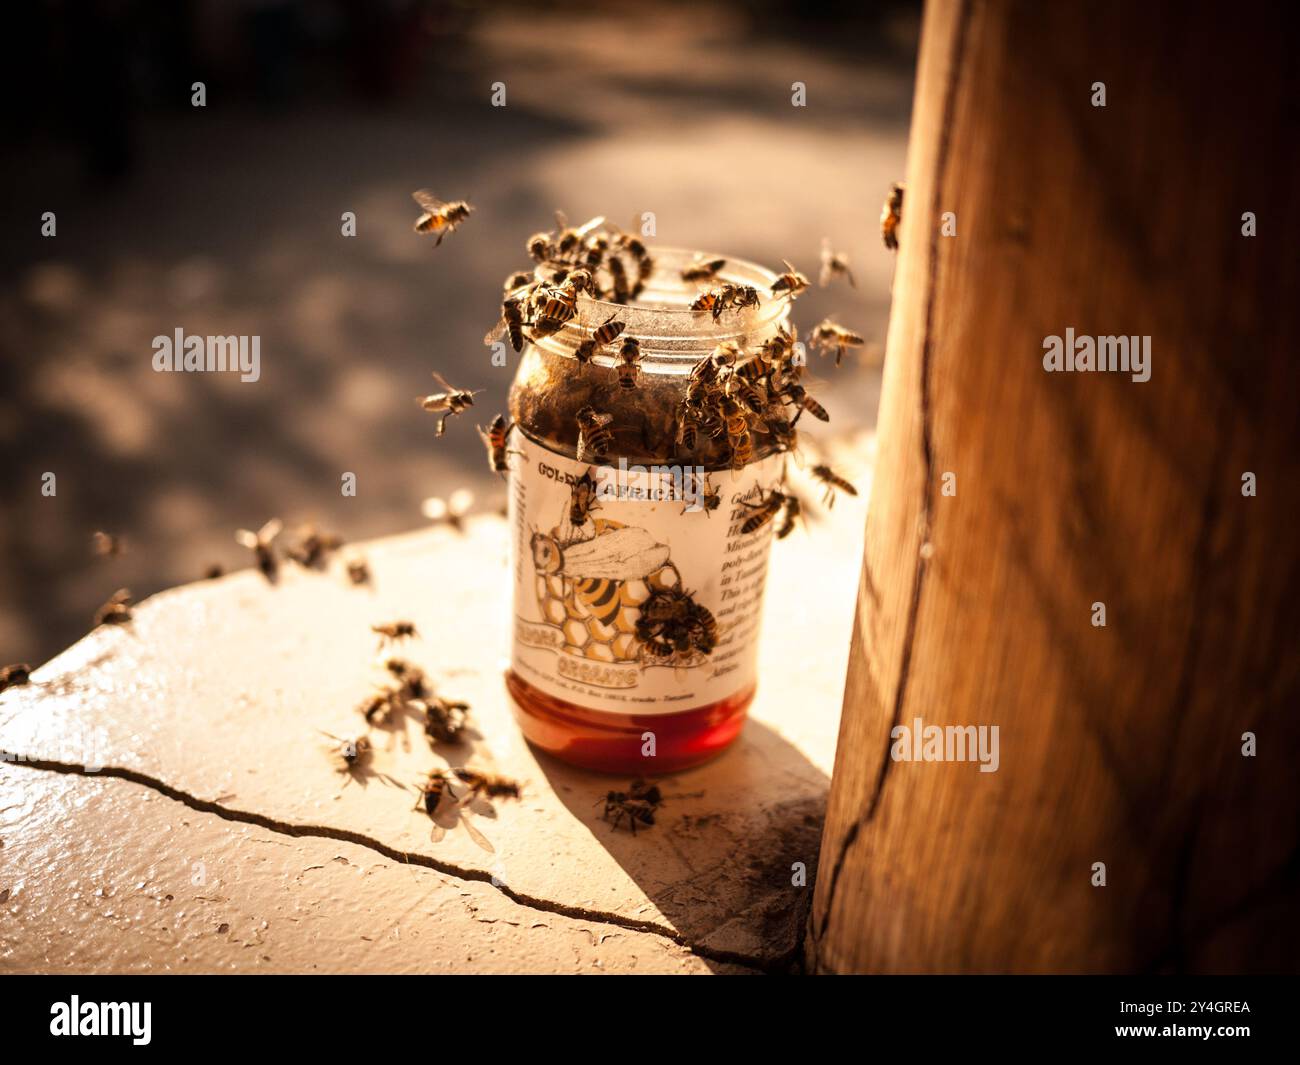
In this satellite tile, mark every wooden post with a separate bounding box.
[808,0,1299,973]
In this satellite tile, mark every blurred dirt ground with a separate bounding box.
[0,1,917,666]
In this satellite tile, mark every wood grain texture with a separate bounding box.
[808,0,1300,973]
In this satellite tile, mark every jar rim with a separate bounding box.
[531,245,793,361]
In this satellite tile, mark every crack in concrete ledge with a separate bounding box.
[5,757,776,974]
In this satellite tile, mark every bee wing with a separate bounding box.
[430,370,453,391]
[422,497,448,521]
[235,529,258,548]
[412,188,445,211]
[553,209,569,231]
[257,518,282,543]
[591,411,615,428]
[559,527,671,580]
[459,812,496,854]
[573,215,606,238]
[483,320,507,346]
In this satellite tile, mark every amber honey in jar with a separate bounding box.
[506,248,796,773]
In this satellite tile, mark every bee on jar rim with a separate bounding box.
[881,182,905,251]
[675,402,701,451]
[809,464,858,507]
[286,523,344,570]
[819,238,856,288]
[235,518,282,583]
[607,254,630,303]
[411,189,473,247]
[770,260,810,298]
[372,620,418,649]
[417,372,480,436]
[615,335,643,389]
[526,232,555,262]
[554,212,606,260]
[569,467,602,526]
[478,414,516,476]
[576,312,626,364]
[810,318,867,367]
[575,406,615,462]
[738,489,789,535]
[91,531,125,558]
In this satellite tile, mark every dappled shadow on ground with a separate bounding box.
[0,1,915,665]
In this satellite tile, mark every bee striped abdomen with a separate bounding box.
[575,577,623,626]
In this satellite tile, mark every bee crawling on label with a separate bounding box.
[881,182,905,251]
[569,467,602,526]
[417,372,480,437]
[235,518,282,583]
[93,588,133,627]
[372,620,418,650]
[411,189,474,246]
[819,237,856,288]
[683,474,721,516]
[809,464,859,508]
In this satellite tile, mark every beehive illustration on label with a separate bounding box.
[529,517,683,664]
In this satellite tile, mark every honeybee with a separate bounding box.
[412,770,453,816]
[775,378,830,424]
[776,494,803,539]
[420,695,471,745]
[615,335,642,389]
[384,656,429,698]
[698,283,759,319]
[582,232,610,274]
[739,489,788,535]
[881,182,905,251]
[675,402,701,451]
[478,414,515,475]
[699,475,722,515]
[771,260,810,298]
[617,232,654,295]
[504,270,534,292]
[690,288,722,315]
[372,620,418,649]
[204,563,224,580]
[422,488,474,533]
[412,770,492,849]
[359,688,401,727]
[526,232,554,262]
[286,523,343,569]
[607,254,630,303]
[601,794,656,834]
[93,587,133,626]
[819,238,856,288]
[575,406,615,462]
[454,767,522,800]
[320,730,375,786]
[554,212,605,259]
[681,255,726,282]
[486,295,527,353]
[569,467,602,526]
[809,464,858,507]
[725,362,768,414]
[235,518,282,582]
[418,372,480,436]
[91,531,124,558]
[346,556,371,586]
[531,278,584,337]
[411,189,473,246]
[0,663,32,693]
[576,312,626,364]
[810,318,866,367]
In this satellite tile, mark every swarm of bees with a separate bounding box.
[600,778,664,834]
[412,189,474,246]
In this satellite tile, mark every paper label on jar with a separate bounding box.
[508,433,785,715]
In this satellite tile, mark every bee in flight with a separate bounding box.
[775,494,803,539]
[235,518,282,583]
[738,489,789,535]
[809,464,858,508]
[569,467,602,526]
[810,318,867,367]
[575,406,615,462]
[91,531,125,558]
[411,189,473,246]
[771,260,810,299]
[479,414,517,476]
[372,620,418,650]
[417,371,480,436]
[819,238,856,288]
[881,182,905,251]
